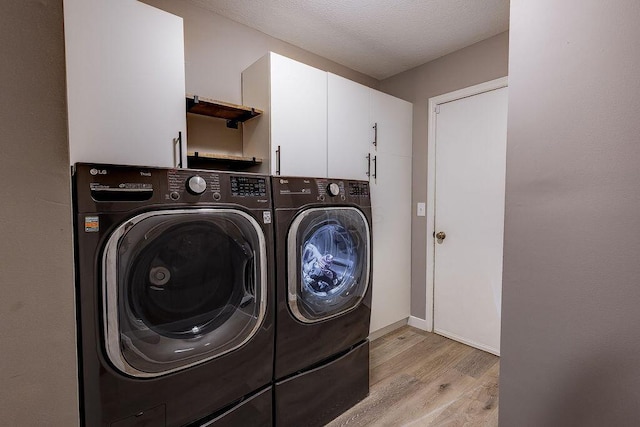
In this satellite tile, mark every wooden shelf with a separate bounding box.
[187,151,263,170]
[186,94,262,128]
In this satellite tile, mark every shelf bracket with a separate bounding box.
[226,119,239,129]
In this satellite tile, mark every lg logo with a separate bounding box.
[90,168,107,176]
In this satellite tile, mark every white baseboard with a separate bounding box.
[407,316,430,331]
[434,328,500,356]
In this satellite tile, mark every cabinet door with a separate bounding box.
[369,153,412,332]
[327,74,372,180]
[371,90,413,157]
[270,53,327,177]
[65,0,186,168]
[368,92,413,333]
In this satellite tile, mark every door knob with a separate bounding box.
[435,231,446,240]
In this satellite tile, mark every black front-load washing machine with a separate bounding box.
[73,163,274,426]
[271,176,373,427]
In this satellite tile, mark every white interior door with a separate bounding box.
[433,86,508,355]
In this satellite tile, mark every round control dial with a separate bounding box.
[186,175,207,195]
[327,182,341,197]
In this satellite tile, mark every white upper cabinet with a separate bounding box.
[327,73,372,181]
[65,0,186,168]
[371,90,413,157]
[243,52,328,178]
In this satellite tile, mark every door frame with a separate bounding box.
[425,77,508,332]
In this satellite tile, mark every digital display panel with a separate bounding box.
[230,176,267,197]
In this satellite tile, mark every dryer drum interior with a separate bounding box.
[102,209,268,377]
[287,207,371,323]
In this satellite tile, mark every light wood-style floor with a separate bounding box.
[326,326,499,427]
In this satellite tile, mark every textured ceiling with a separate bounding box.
[189,0,510,80]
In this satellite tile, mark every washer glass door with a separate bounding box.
[287,207,371,323]
[102,209,267,377]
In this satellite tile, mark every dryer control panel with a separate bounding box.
[272,176,371,208]
[316,179,346,201]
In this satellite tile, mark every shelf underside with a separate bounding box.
[187,151,263,169]
[186,94,262,122]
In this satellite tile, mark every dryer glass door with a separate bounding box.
[102,209,267,377]
[287,207,371,323]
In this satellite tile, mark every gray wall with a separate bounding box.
[141,0,379,156]
[499,1,640,425]
[379,32,509,319]
[0,1,78,425]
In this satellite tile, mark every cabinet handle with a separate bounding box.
[366,153,371,177]
[276,145,281,176]
[373,155,377,182]
[372,123,378,148]
[176,131,183,168]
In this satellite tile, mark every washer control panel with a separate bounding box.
[167,169,221,201]
[230,176,267,197]
[186,175,207,195]
[167,170,269,202]
[75,164,271,211]
[348,182,370,197]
